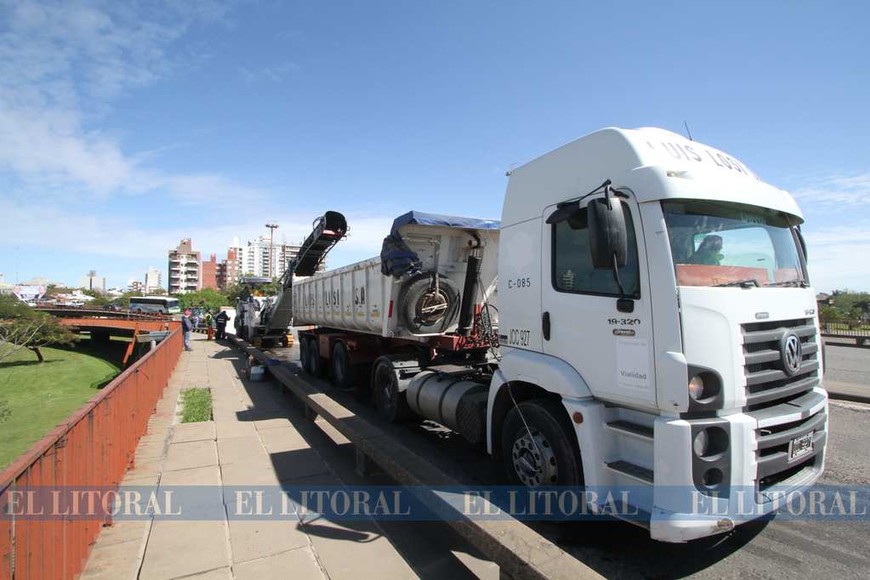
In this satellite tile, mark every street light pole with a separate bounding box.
[265,223,279,278]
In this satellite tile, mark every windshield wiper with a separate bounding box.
[765,280,809,288]
[714,279,759,288]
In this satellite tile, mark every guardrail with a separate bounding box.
[0,324,183,580]
[820,319,870,346]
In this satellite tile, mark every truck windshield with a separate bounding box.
[662,200,807,288]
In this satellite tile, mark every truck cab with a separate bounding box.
[493,127,827,542]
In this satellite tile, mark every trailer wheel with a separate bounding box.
[299,337,311,373]
[502,399,583,486]
[372,357,411,423]
[308,339,325,378]
[400,273,461,334]
[331,342,356,390]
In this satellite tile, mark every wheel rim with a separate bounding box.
[414,290,449,326]
[511,428,558,486]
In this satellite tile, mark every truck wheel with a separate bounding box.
[372,357,411,422]
[400,273,461,334]
[502,399,583,486]
[308,339,325,378]
[331,342,356,390]
[299,337,311,373]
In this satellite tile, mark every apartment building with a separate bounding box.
[217,247,241,289]
[79,270,106,293]
[238,236,303,279]
[167,239,201,294]
[144,267,163,293]
[201,254,219,290]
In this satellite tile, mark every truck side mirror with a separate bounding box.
[588,197,628,269]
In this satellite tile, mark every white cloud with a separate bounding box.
[0,0,243,201]
[784,171,870,291]
[792,172,870,207]
[0,198,393,271]
[803,225,870,292]
[238,61,302,84]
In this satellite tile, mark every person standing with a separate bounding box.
[215,309,230,340]
[181,309,194,351]
[205,310,215,340]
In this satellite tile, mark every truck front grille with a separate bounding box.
[756,409,826,491]
[741,318,820,410]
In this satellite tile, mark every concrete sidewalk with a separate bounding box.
[80,334,484,580]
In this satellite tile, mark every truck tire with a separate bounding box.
[308,339,325,378]
[331,341,356,391]
[372,357,412,423]
[400,273,461,334]
[299,337,311,373]
[502,399,584,487]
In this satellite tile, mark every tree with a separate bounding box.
[223,278,282,305]
[82,289,111,307]
[819,304,842,322]
[176,288,230,312]
[111,290,143,309]
[0,295,78,363]
[222,282,245,304]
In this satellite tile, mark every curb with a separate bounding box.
[229,335,603,580]
[827,392,870,405]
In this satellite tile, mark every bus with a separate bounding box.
[128,296,181,315]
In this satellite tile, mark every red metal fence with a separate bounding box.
[0,324,182,580]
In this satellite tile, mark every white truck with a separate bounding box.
[290,127,828,542]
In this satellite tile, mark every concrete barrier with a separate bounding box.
[230,336,601,580]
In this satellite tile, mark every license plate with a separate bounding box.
[788,432,814,462]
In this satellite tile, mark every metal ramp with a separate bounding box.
[264,211,347,337]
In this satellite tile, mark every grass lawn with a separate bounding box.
[0,345,119,470]
[180,388,212,423]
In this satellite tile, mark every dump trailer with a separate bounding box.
[290,127,828,542]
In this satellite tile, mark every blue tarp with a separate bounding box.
[389,211,500,237]
[381,211,500,278]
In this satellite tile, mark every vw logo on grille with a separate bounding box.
[780,332,803,376]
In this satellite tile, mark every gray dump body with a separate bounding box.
[291,211,500,339]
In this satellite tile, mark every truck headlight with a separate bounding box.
[688,375,705,401]
[693,426,728,460]
[691,421,731,496]
[686,369,721,409]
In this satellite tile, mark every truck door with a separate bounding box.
[541,196,657,408]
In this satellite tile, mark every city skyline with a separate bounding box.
[0,2,868,292]
[0,226,308,291]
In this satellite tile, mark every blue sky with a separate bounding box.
[0,0,868,292]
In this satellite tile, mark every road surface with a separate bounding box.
[261,338,869,579]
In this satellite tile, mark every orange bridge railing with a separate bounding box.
[0,322,182,580]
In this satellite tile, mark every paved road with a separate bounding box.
[265,340,869,579]
[538,400,870,580]
[824,339,870,401]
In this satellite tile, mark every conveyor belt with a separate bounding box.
[266,211,347,336]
